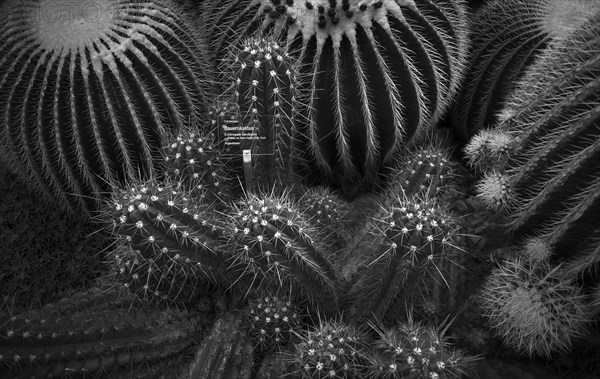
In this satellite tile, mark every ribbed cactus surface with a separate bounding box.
[470,11,600,256]
[0,290,197,378]
[203,0,469,196]
[452,0,600,140]
[229,34,299,191]
[0,0,213,215]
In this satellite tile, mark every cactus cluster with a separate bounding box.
[451,0,600,140]
[0,0,214,215]
[466,10,600,257]
[202,0,469,196]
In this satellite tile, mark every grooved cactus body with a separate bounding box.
[229,34,299,191]
[247,293,301,352]
[470,12,600,255]
[229,193,338,309]
[0,0,213,215]
[163,131,231,206]
[348,196,460,321]
[203,0,469,196]
[0,290,197,378]
[451,0,600,140]
[111,181,233,303]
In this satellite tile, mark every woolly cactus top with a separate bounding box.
[261,0,416,46]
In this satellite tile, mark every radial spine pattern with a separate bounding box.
[204,0,469,197]
[0,0,213,215]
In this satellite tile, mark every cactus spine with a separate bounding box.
[203,0,469,197]
[452,0,600,140]
[228,34,299,191]
[0,0,213,215]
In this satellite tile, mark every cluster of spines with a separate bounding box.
[228,192,338,309]
[479,255,590,358]
[0,0,214,216]
[300,186,350,241]
[246,293,301,352]
[203,0,469,197]
[0,290,197,378]
[291,319,370,379]
[466,11,600,256]
[163,131,231,206]
[347,196,461,321]
[228,33,299,192]
[366,318,478,379]
[387,147,454,198]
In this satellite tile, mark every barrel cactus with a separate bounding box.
[0,0,214,216]
[451,0,600,141]
[202,0,469,197]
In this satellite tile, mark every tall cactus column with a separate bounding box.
[203,0,469,197]
[0,0,214,216]
[228,35,299,192]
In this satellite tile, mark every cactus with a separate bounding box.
[0,290,198,378]
[0,0,214,216]
[387,147,455,198]
[110,180,235,303]
[228,192,339,309]
[366,316,479,379]
[202,0,469,197]
[479,256,590,358]
[451,0,600,140]
[471,11,600,256]
[290,319,370,379]
[462,129,513,173]
[347,195,462,321]
[227,33,300,192]
[186,312,254,379]
[163,131,232,206]
[246,292,302,352]
[299,186,350,242]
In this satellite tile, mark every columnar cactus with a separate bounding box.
[347,195,461,321]
[451,0,600,140]
[291,319,370,379]
[0,0,214,215]
[163,131,232,206]
[367,318,478,379]
[470,12,600,255]
[228,192,339,309]
[203,0,469,196]
[110,180,234,303]
[228,34,300,191]
[0,291,197,378]
[479,257,590,358]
